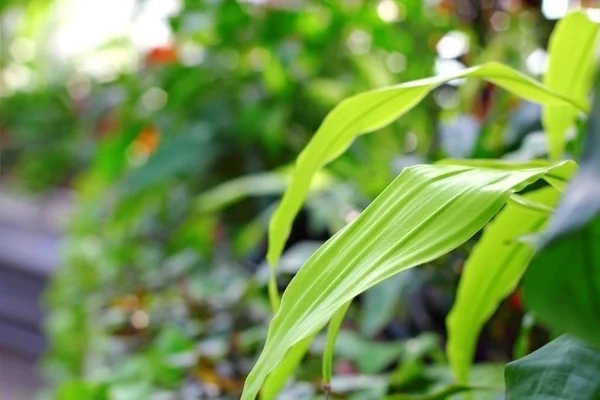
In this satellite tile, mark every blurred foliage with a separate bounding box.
[0,0,573,398]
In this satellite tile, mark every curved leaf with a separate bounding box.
[195,170,333,213]
[195,173,288,213]
[268,62,586,270]
[323,301,351,385]
[446,186,564,385]
[242,161,573,400]
[543,11,598,161]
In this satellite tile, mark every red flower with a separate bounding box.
[145,46,178,65]
[509,290,522,310]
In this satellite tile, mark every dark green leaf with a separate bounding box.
[505,335,600,399]
[523,216,600,348]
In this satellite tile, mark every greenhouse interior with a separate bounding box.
[1,0,600,399]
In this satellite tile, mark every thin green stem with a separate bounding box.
[268,274,280,313]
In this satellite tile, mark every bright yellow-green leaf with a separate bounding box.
[543,11,598,160]
[437,158,573,191]
[446,185,567,385]
[267,62,585,273]
[437,158,558,170]
[242,161,573,400]
[259,336,313,400]
[323,301,351,385]
[507,193,554,214]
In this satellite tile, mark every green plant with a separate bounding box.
[3,1,593,398]
[34,2,461,398]
[242,10,600,400]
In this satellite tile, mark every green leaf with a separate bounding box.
[437,158,574,191]
[268,62,586,271]
[507,193,554,214]
[505,335,600,399]
[242,161,574,400]
[196,170,333,213]
[57,381,107,400]
[524,80,600,348]
[446,186,563,384]
[260,336,313,400]
[523,215,600,349]
[195,173,288,213]
[323,300,351,384]
[543,11,598,161]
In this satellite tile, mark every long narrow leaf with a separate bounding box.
[195,170,333,213]
[446,186,564,385]
[323,301,351,386]
[268,62,586,271]
[242,161,573,400]
[543,11,598,161]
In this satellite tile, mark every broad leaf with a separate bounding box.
[446,186,563,384]
[267,63,586,270]
[242,161,573,399]
[542,11,598,161]
[505,335,600,399]
[524,217,600,349]
[524,80,600,348]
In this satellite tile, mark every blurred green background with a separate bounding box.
[0,0,585,399]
